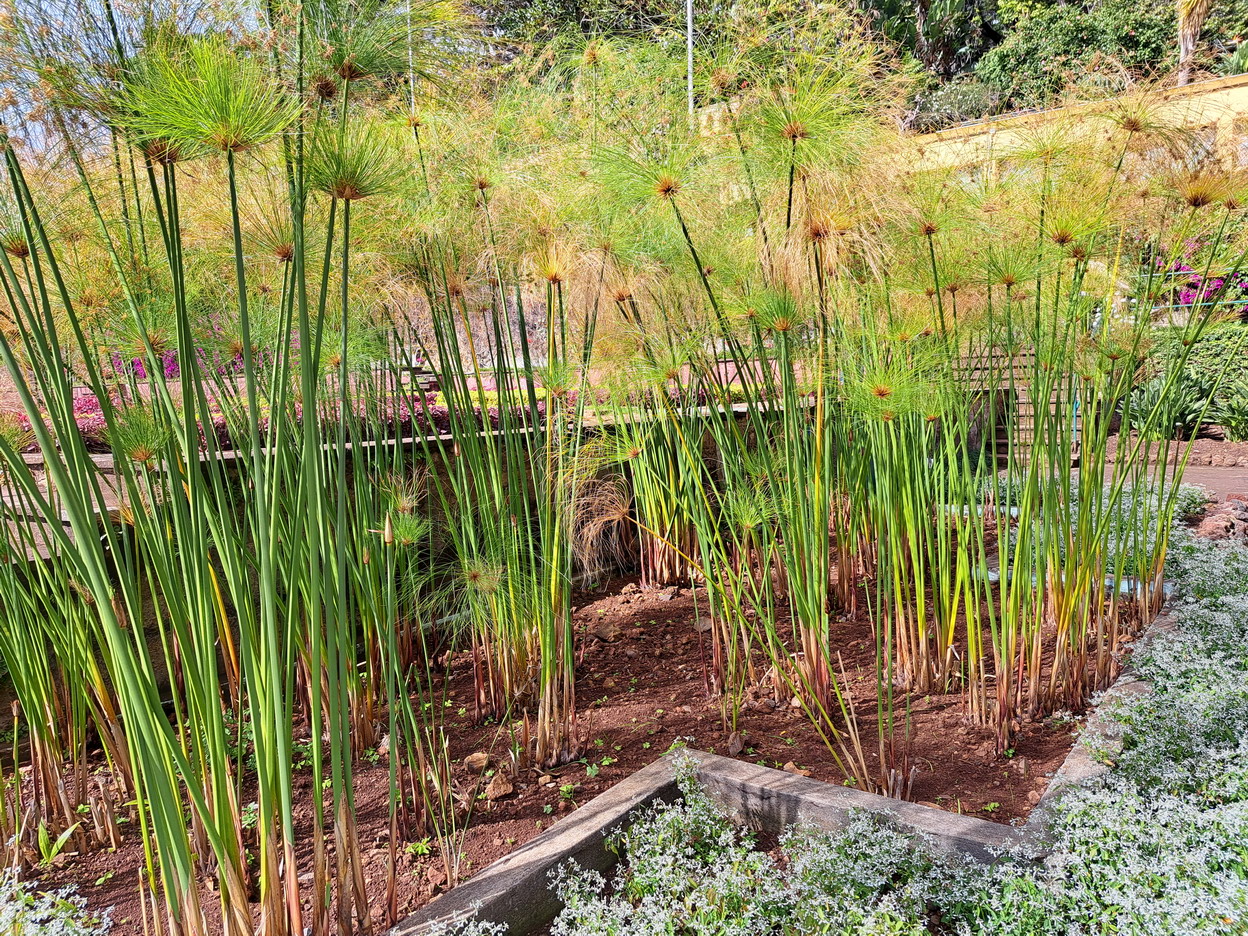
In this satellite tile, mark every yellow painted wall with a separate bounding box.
[909,74,1248,171]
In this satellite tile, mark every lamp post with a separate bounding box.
[686,0,694,118]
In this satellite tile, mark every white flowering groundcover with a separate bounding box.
[0,871,109,936]
[445,526,1248,936]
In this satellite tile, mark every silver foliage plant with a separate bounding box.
[0,872,110,936]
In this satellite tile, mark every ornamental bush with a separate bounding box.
[1138,322,1248,441]
[975,0,1175,110]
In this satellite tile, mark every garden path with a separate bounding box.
[1169,466,1248,502]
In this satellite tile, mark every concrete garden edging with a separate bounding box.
[392,749,1018,936]
[1022,611,1173,829]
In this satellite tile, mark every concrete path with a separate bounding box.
[1172,466,1248,502]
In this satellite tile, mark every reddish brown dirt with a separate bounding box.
[39,581,1081,934]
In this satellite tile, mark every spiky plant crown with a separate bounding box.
[753,65,888,174]
[306,0,468,88]
[308,122,407,201]
[594,142,710,208]
[122,36,300,156]
[109,405,171,466]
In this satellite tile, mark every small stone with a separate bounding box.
[464,752,490,774]
[1026,790,1042,805]
[538,774,554,786]
[485,773,514,801]
[727,731,746,756]
[602,677,617,689]
[591,620,622,642]
[624,648,639,659]
[782,761,812,777]
[694,615,713,633]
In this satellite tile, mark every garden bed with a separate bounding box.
[22,488,1231,933]
[396,527,1248,936]
[40,579,1084,932]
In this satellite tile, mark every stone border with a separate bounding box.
[393,751,1017,935]
[394,614,1171,935]
[689,752,1019,861]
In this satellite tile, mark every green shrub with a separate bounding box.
[1152,323,1248,384]
[1217,43,1248,77]
[1143,323,1248,440]
[1128,375,1216,440]
[975,0,1175,109]
[1207,0,1248,72]
[1218,381,1248,441]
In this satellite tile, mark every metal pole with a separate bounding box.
[686,0,694,119]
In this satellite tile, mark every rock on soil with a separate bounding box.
[485,773,514,801]
[1195,497,1248,541]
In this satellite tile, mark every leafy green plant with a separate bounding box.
[975,0,1175,109]
[36,821,79,868]
[1137,322,1248,439]
[1128,375,1215,440]
[1214,376,1248,441]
